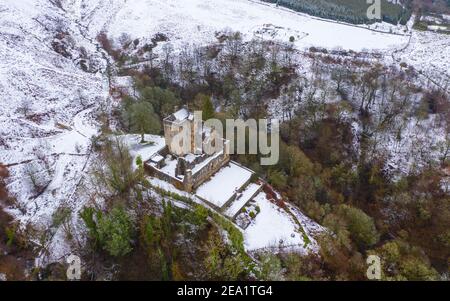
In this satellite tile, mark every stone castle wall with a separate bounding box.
[190,152,230,191]
[151,112,232,193]
[144,163,185,191]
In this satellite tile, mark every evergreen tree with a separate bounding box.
[81,206,134,257]
[202,95,215,120]
[129,102,161,143]
[140,86,179,117]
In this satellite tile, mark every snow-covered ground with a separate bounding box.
[80,0,448,81]
[84,0,409,52]
[243,192,318,253]
[120,134,166,169]
[392,30,450,85]
[196,162,253,208]
[3,0,334,261]
[0,0,109,264]
[0,0,448,268]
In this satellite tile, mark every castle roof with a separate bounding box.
[165,108,193,124]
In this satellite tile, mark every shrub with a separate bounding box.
[5,225,16,247]
[203,230,249,281]
[399,258,439,280]
[0,164,10,201]
[413,21,428,31]
[190,205,209,229]
[97,207,134,257]
[81,206,134,257]
[136,155,143,168]
[258,253,284,281]
[80,207,100,246]
[337,205,379,248]
[268,170,288,190]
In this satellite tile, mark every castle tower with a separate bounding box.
[163,108,194,155]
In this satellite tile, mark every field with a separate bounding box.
[91,0,410,52]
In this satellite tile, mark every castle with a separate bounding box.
[144,108,265,225]
[145,108,231,193]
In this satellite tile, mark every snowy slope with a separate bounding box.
[0,0,448,267]
[393,30,450,86]
[79,0,409,52]
[0,0,109,263]
[78,0,448,77]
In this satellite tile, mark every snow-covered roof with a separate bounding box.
[191,150,224,175]
[173,108,189,121]
[151,154,164,163]
[195,162,253,208]
[224,183,262,219]
[166,108,193,124]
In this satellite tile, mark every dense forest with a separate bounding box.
[262,0,412,25]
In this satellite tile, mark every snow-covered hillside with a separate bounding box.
[0,0,109,263]
[0,0,448,268]
[78,0,448,79]
[80,0,409,52]
[393,30,450,88]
